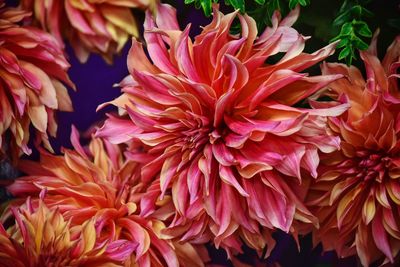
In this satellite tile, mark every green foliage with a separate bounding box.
[330,0,373,65]
[185,0,311,31]
[247,0,283,31]
[184,0,245,16]
[184,0,311,18]
[184,0,218,16]
[288,0,310,10]
[183,0,399,67]
[225,0,246,12]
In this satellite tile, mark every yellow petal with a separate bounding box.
[81,219,96,254]
[101,5,138,37]
[362,193,376,224]
[27,105,48,133]
[53,79,73,112]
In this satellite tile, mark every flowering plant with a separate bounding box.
[0,1,73,159]
[0,0,398,266]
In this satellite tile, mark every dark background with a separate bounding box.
[3,0,399,265]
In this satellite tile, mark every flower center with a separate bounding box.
[209,120,230,145]
[39,248,71,266]
[356,151,392,183]
[183,127,210,149]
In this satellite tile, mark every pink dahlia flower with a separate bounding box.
[97,3,348,256]
[6,126,207,266]
[306,34,400,266]
[0,2,73,159]
[0,199,130,266]
[21,0,155,63]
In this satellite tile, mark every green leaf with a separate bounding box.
[361,7,374,17]
[350,5,363,17]
[330,35,341,42]
[184,0,217,16]
[338,46,351,60]
[288,0,298,9]
[226,0,245,11]
[272,0,281,10]
[333,10,352,27]
[355,21,372,37]
[254,0,266,4]
[336,38,349,48]
[200,0,213,16]
[340,22,354,36]
[338,0,353,13]
[346,55,355,66]
[298,0,310,7]
[353,36,369,50]
[288,0,310,9]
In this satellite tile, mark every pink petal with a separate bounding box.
[219,165,249,197]
[372,215,394,262]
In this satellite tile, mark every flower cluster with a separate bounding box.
[1,1,399,266]
[0,1,73,159]
[4,126,207,266]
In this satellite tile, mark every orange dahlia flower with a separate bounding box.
[21,0,155,63]
[0,2,73,159]
[306,34,400,266]
[97,4,348,256]
[0,199,130,266]
[6,126,206,266]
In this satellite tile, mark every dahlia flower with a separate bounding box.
[6,126,207,266]
[21,0,155,63]
[306,34,400,266]
[97,3,348,256]
[0,199,130,266]
[0,2,73,159]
